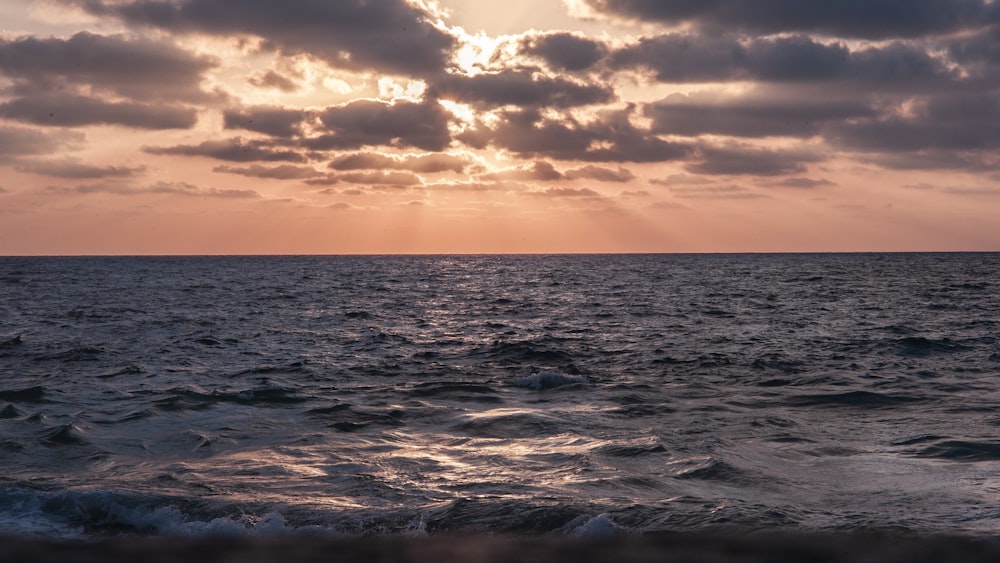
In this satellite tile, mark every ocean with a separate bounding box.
[2,253,999,539]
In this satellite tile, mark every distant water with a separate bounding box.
[2,253,1000,539]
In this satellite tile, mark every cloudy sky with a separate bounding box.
[1,0,998,254]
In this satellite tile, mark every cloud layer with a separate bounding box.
[2,0,992,179]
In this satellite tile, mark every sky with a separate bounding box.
[1,0,999,255]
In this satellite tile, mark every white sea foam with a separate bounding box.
[0,488,303,539]
[561,514,626,538]
[124,507,294,537]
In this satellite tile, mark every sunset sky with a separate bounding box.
[1,0,999,254]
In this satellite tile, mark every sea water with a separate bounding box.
[1,253,999,538]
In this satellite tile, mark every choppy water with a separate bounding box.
[2,253,1000,538]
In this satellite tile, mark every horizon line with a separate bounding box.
[3,250,999,258]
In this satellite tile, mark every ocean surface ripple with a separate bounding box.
[1,253,1000,538]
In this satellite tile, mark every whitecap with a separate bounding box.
[561,513,626,538]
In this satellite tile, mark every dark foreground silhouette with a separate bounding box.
[5,532,1000,563]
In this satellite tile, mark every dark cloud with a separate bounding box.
[582,0,993,39]
[924,91,1000,122]
[645,92,874,138]
[336,171,423,187]
[528,161,564,181]
[53,180,260,198]
[670,185,768,199]
[144,138,307,162]
[579,106,693,162]
[743,35,851,81]
[609,33,746,82]
[634,62,996,175]
[487,109,591,156]
[610,33,957,90]
[834,119,989,153]
[430,71,614,109]
[564,165,636,182]
[603,24,999,176]
[942,185,1000,196]
[620,189,650,197]
[0,125,82,157]
[829,92,1000,154]
[525,187,602,197]
[0,31,217,102]
[148,182,261,198]
[329,152,468,173]
[309,99,452,152]
[488,106,691,163]
[15,159,145,179]
[768,177,836,188]
[686,144,822,176]
[248,70,298,92]
[651,173,718,186]
[0,94,198,129]
[223,106,307,137]
[327,153,392,170]
[861,150,999,171]
[842,42,957,88]
[900,182,1000,196]
[69,0,455,76]
[479,161,563,182]
[302,175,340,187]
[520,32,608,71]
[212,164,321,179]
[945,26,1000,73]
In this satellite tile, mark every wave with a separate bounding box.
[561,513,627,537]
[912,440,1000,462]
[895,336,969,356]
[405,382,502,404]
[473,339,576,364]
[453,410,569,438]
[306,404,405,432]
[0,487,303,539]
[39,423,89,447]
[0,385,47,403]
[0,334,23,349]
[512,370,586,390]
[421,498,589,534]
[750,354,805,374]
[672,459,757,485]
[99,364,145,379]
[0,488,627,539]
[596,442,667,458]
[228,361,313,377]
[783,390,926,408]
[606,403,676,417]
[152,385,309,412]
[33,346,105,362]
